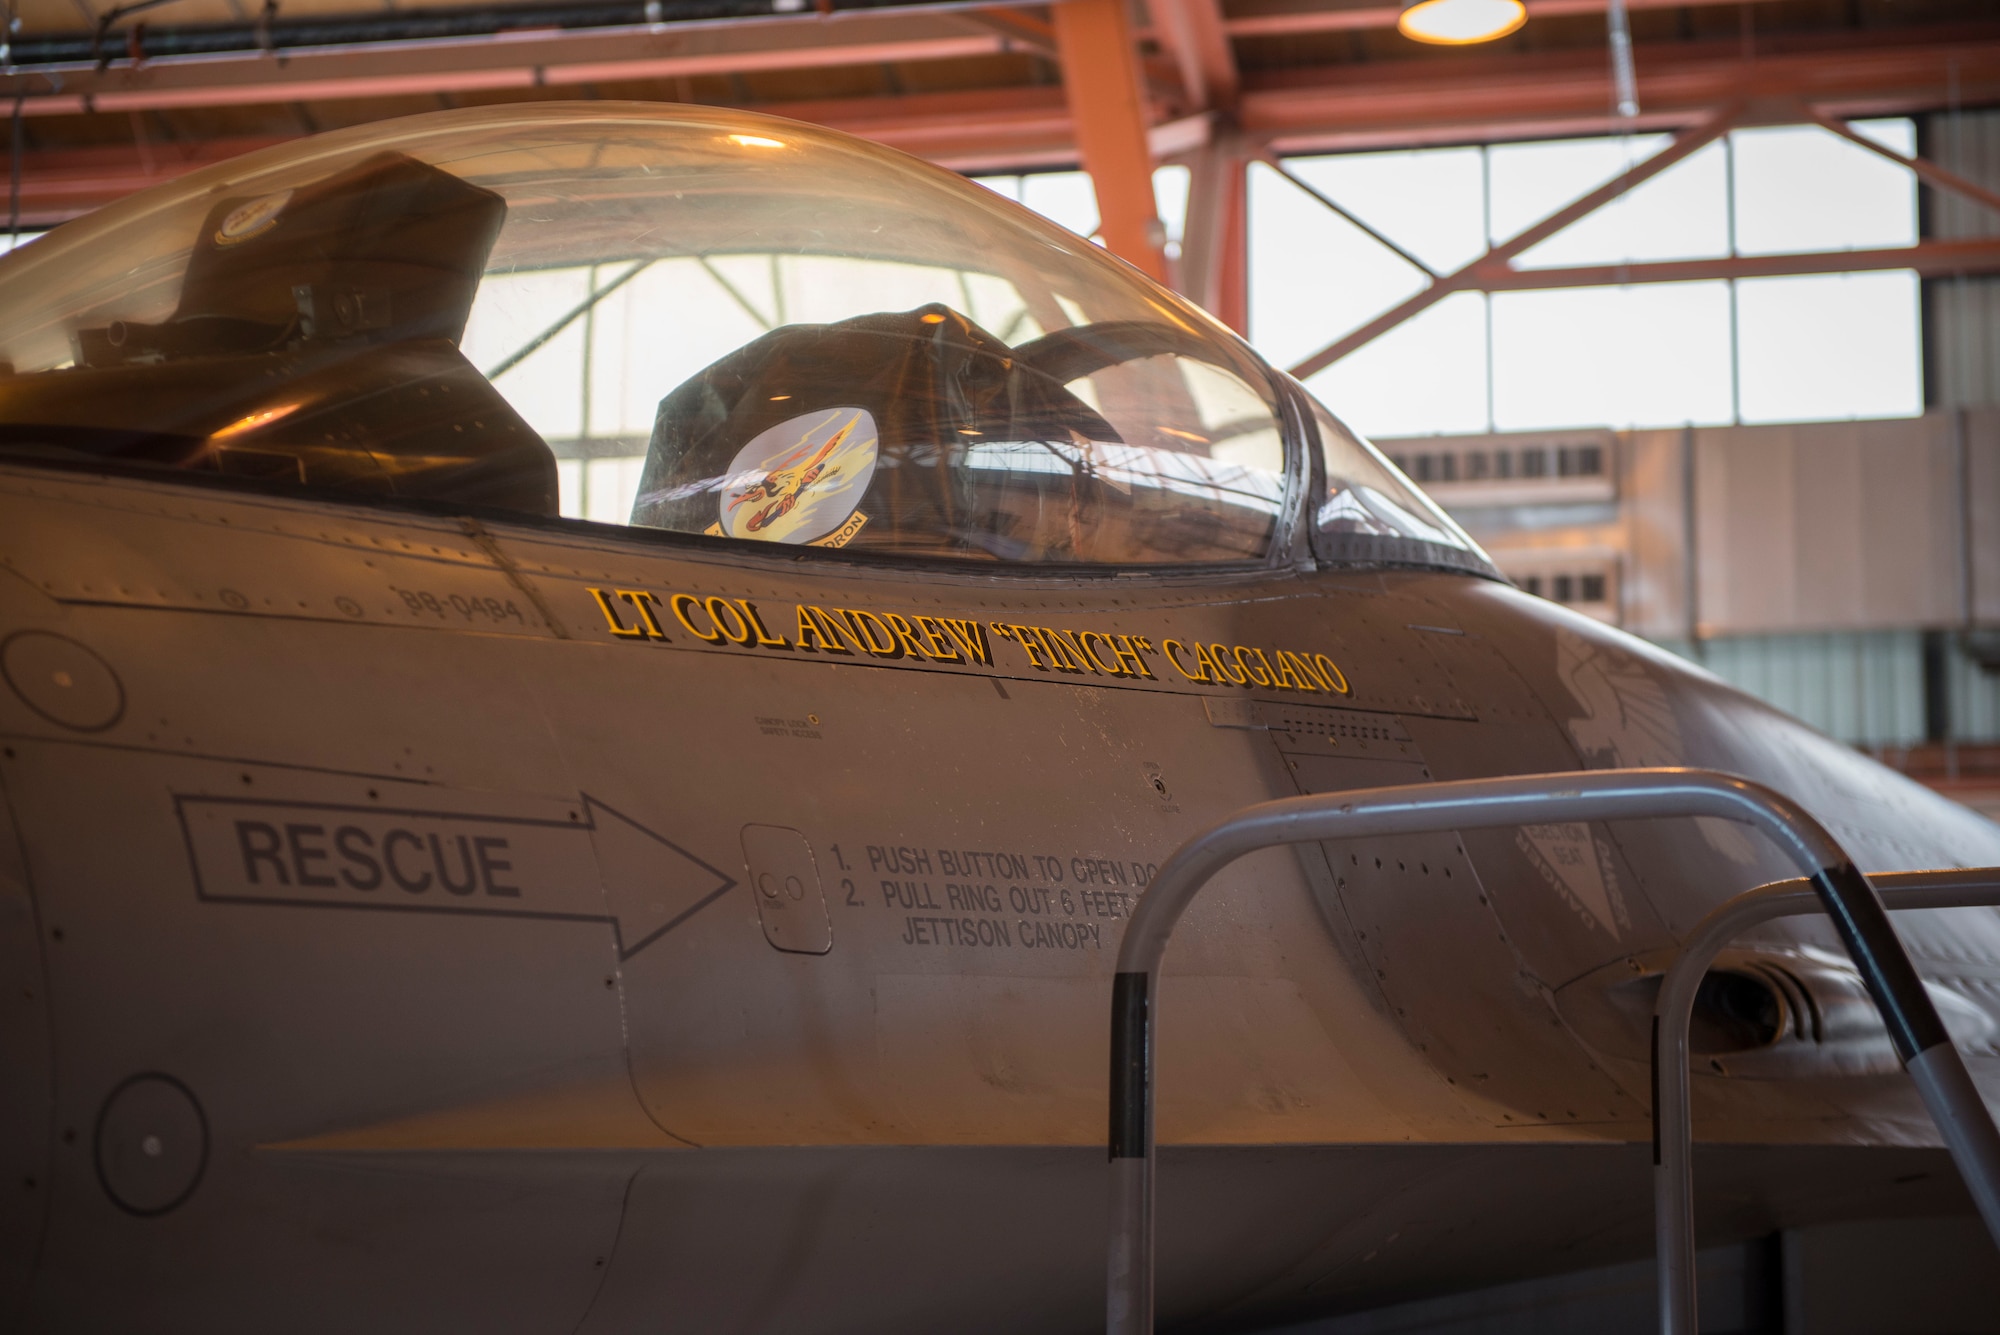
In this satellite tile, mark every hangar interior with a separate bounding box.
[8,0,1999,788]
[5,0,2000,1329]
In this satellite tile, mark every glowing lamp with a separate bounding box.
[1397,0,1527,44]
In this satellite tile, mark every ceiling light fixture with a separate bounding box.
[1397,0,1527,44]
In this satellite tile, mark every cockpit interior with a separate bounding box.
[0,104,1490,575]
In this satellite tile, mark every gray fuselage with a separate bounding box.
[4,463,1998,1332]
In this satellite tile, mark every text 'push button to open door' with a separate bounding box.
[741,824,832,955]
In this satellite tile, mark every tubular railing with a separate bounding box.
[1654,868,2000,1335]
[1104,768,2000,1335]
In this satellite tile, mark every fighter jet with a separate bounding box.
[0,103,1995,1332]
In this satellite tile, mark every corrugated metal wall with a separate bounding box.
[1678,631,2000,748]
[1695,632,1927,747]
[1948,645,2000,741]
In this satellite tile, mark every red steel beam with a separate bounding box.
[1177,131,1250,330]
[5,31,1998,225]
[1219,0,1790,39]
[4,21,1992,137]
[1053,0,1168,280]
[1802,107,2000,223]
[1289,103,1745,379]
[1478,238,2000,290]
[1152,0,1240,113]
[0,87,1094,226]
[0,10,1026,117]
[0,134,292,227]
[1248,29,2000,153]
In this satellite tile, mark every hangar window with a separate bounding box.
[1251,119,1922,435]
[0,106,1292,569]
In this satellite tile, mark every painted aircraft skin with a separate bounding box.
[2,115,2000,1335]
[5,465,2000,1332]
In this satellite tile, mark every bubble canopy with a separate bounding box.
[0,102,1489,574]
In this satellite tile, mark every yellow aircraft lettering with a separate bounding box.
[733,599,793,649]
[584,591,1354,698]
[1077,631,1128,677]
[992,623,1049,671]
[794,604,854,654]
[1042,628,1098,675]
[670,593,726,644]
[1162,639,1207,682]
[909,615,964,663]
[1109,634,1156,679]
[936,618,994,666]
[1273,649,1320,693]
[624,591,671,641]
[1268,649,1310,692]
[589,587,649,640]
[703,596,757,646]
[1235,647,1276,688]
[839,608,905,658]
[880,612,938,661]
[1312,653,1353,695]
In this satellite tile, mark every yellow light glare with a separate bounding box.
[1397,0,1526,44]
[210,403,300,438]
[727,133,786,149]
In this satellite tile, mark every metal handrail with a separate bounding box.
[1654,869,2000,1335]
[1104,768,2000,1335]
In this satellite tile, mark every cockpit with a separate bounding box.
[0,103,1491,575]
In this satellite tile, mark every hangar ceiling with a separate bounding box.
[3,0,1997,216]
[3,0,1999,339]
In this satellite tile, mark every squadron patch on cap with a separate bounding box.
[213,190,293,247]
[712,406,879,547]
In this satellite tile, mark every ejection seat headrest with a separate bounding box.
[632,302,1119,535]
[173,151,507,347]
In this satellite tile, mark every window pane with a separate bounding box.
[461,267,590,441]
[585,456,645,526]
[1282,146,1487,274]
[1019,171,1101,239]
[1735,271,1921,423]
[1489,134,1668,245]
[1248,160,1427,372]
[1514,140,1729,267]
[1304,291,1489,437]
[584,259,774,441]
[1731,121,1917,256]
[1491,282,1734,430]
[975,167,1192,257]
[1153,164,1191,254]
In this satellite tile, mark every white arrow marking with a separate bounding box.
[176,792,735,959]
